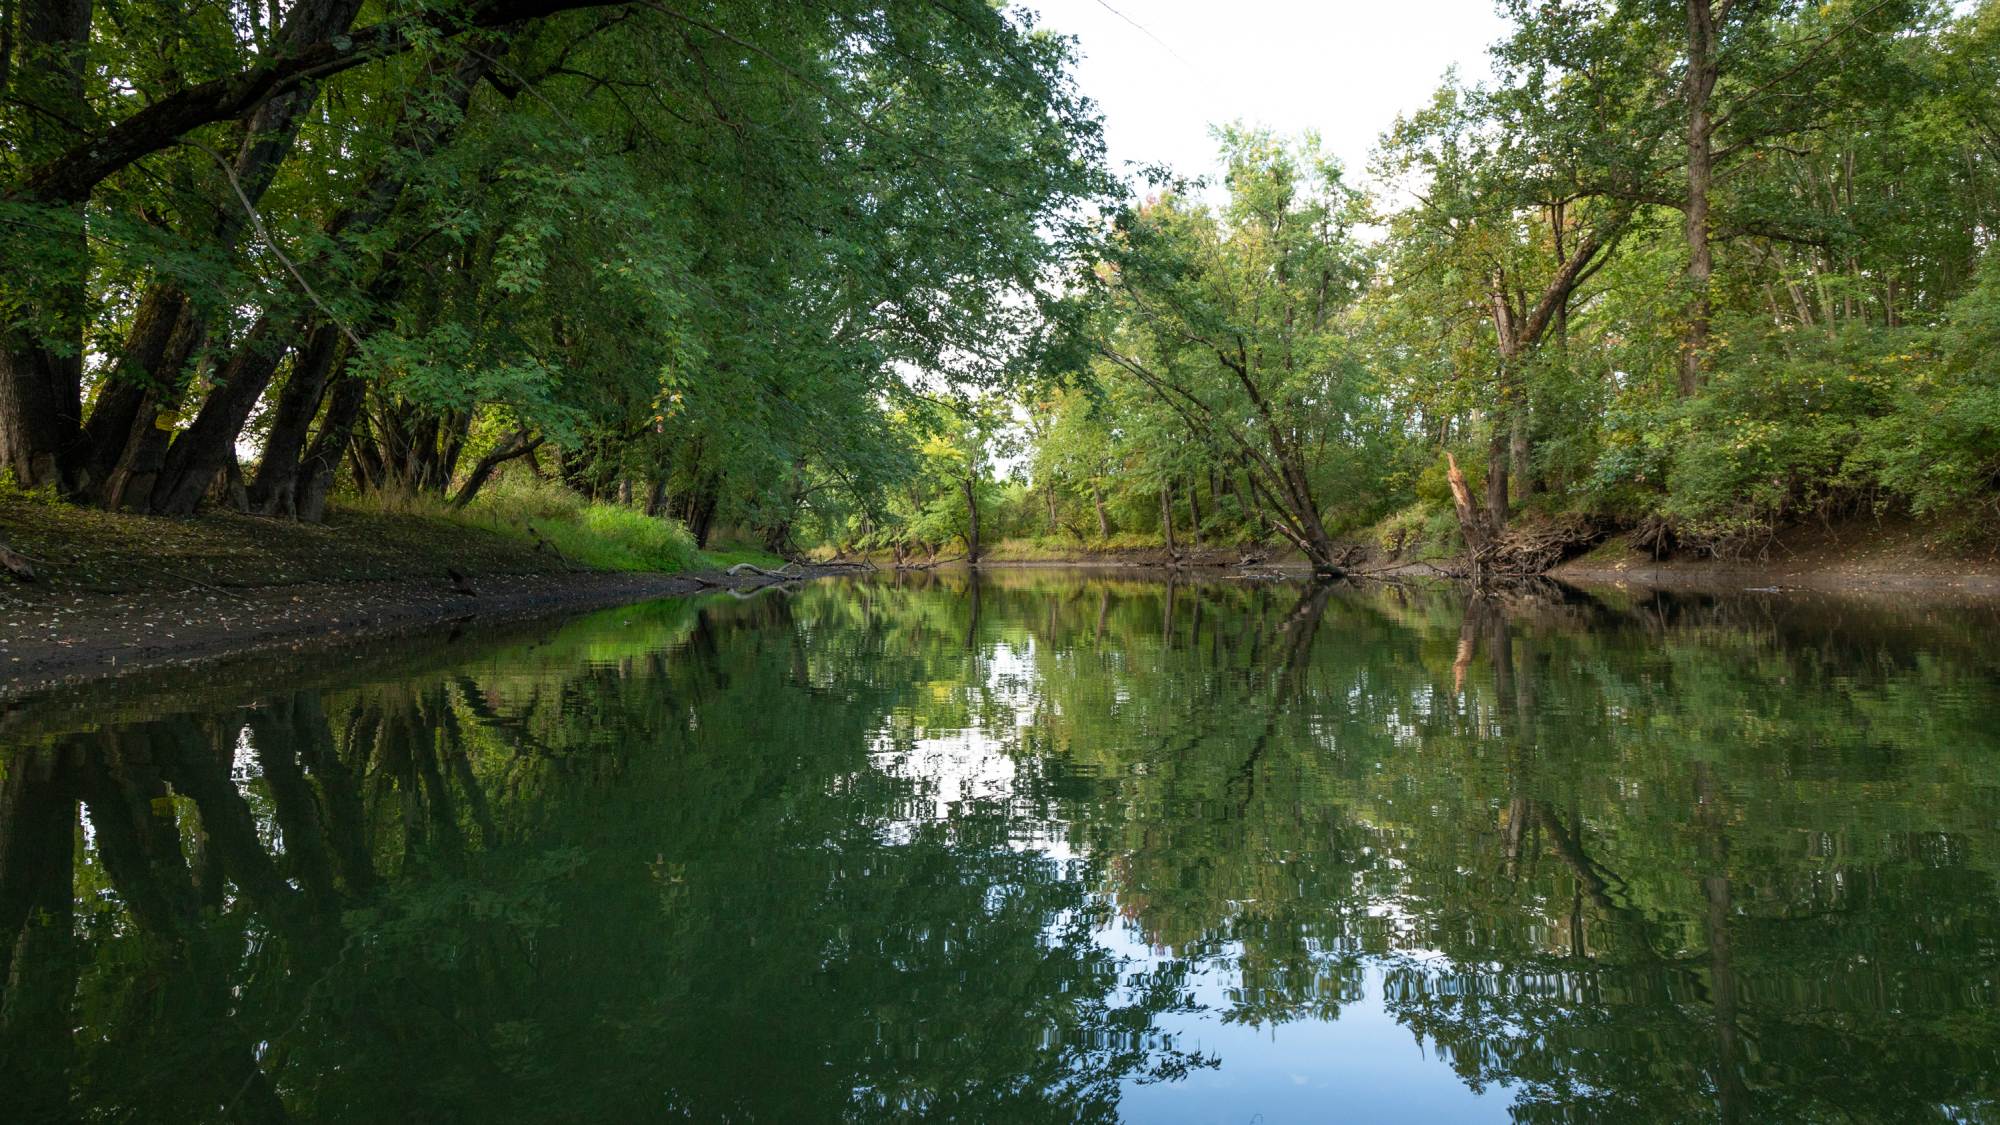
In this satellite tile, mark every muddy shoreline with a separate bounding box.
[0,565,853,705]
[9,537,2000,705]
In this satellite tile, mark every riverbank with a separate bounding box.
[1548,518,2000,597]
[938,519,2000,596]
[0,493,830,702]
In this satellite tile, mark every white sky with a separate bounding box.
[1020,0,1512,194]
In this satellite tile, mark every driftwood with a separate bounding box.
[725,561,804,579]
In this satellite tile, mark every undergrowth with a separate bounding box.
[342,474,703,574]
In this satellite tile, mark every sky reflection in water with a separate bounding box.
[3,570,1998,1122]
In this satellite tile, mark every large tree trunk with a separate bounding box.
[0,344,81,492]
[0,0,90,491]
[1485,415,1511,531]
[684,471,721,548]
[150,316,301,515]
[73,0,367,503]
[1159,481,1177,555]
[296,368,367,522]
[146,49,488,514]
[1681,0,1719,398]
[247,321,345,515]
[1092,483,1110,538]
[78,288,203,500]
[1510,408,1534,499]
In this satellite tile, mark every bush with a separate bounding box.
[1582,322,1908,549]
[1366,502,1462,559]
[1849,257,2000,532]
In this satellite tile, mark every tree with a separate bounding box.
[1093,130,1382,574]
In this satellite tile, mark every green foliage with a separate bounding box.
[1850,256,2000,525]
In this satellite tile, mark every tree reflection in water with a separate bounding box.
[3,573,1999,1121]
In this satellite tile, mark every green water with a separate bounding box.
[3,571,1999,1123]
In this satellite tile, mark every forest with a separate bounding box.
[2,0,1997,573]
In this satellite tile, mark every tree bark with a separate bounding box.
[1447,451,1493,560]
[0,0,90,490]
[1485,415,1511,531]
[296,367,367,523]
[247,321,344,515]
[1092,483,1109,538]
[1510,407,1534,499]
[961,474,982,563]
[1187,477,1202,544]
[450,429,543,508]
[150,315,301,514]
[1159,480,1177,555]
[685,470,721,548]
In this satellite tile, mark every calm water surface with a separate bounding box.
[3,571,1999,1122]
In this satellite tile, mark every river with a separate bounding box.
[3,570,1997,1122]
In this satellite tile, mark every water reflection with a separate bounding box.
[3,573,1999,1122]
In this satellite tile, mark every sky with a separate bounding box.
[1021,0,1512,194]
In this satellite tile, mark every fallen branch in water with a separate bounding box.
[725,561,804,579]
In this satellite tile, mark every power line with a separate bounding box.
[1091,0,1196,71]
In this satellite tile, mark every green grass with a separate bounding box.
[341,474,803,574]
[341,474,703,574]
[699,544,790,570]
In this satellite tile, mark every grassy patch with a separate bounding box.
[699,544,791,570]
[343,474,701,574]
[0,468,729,599]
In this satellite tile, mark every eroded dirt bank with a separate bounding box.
[1549,520,2000,597]
[0,497,848,703]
